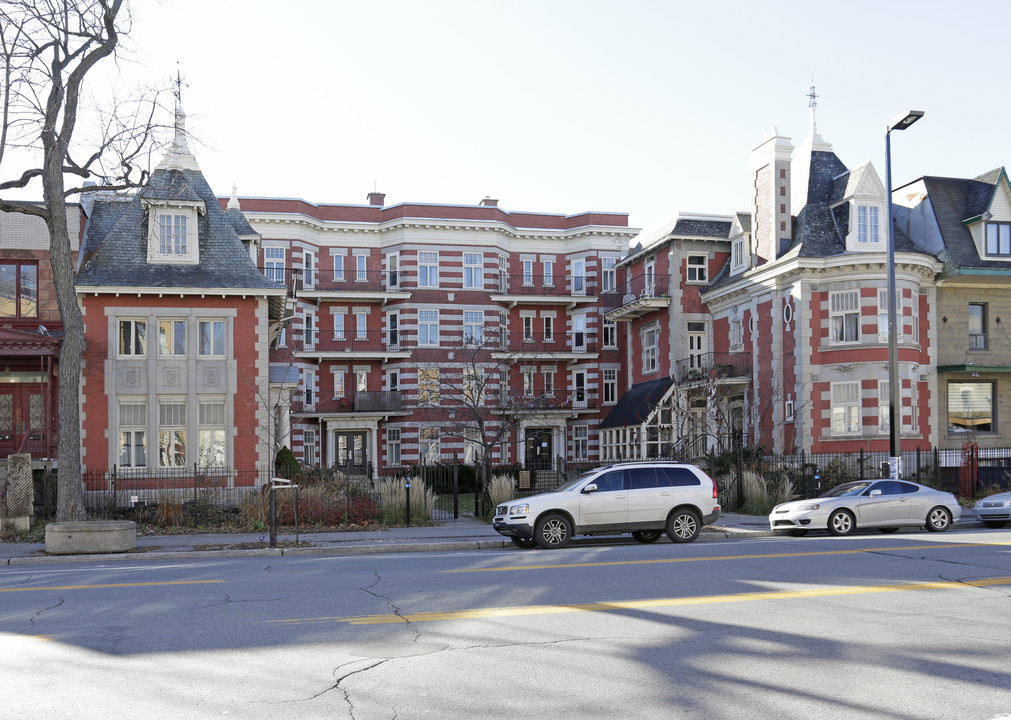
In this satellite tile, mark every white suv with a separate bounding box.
[493,462,721,549]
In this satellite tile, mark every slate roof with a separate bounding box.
[670,219,732,239]
[77,166,281,291]
[920,170,1006,270]
[599,376,675,429]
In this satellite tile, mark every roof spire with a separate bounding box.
[227,183,241,209]
[169,63,192,156]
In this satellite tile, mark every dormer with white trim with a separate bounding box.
[834,162,887,253]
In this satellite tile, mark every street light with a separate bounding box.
[885,110,924,480]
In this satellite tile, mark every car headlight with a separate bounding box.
[509,503,529,515]
[796,503,820,511]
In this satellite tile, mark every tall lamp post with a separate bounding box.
[885,110,924,480]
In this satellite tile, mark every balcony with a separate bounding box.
[601,274,671,321]
[491,331,599,363]
[489,273,599,308]
[292,390,408,416]
[674,352,752,385]
[289,268,411,304]
[296,330,413,361]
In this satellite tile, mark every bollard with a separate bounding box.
[405,477,412,527]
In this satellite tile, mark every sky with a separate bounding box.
[7,0,1011,235]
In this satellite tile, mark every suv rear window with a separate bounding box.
[658,467,701,487]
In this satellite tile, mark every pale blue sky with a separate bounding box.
[28,1,1011,232]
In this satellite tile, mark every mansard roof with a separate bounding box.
[76,166,280,292]
[919,169,1007,270]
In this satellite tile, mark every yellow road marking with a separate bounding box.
[445,542,1011,573]
[267,576,1011,626]
[0,580,224,593]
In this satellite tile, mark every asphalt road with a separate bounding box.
[2,527,1011,719]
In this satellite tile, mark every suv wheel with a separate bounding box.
[632,530,662,543]
[666,509,700,543]
[535,513,573,549]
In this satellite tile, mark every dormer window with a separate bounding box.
[857,205,880,244]
[731,238,745,274]
[985,222,1011,256]
[145,201,203,264]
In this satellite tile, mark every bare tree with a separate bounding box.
[0,0,165,520]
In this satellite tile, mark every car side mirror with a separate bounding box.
[869,489,882,497]
[582,483,598,494]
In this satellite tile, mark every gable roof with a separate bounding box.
[76,166,281,292]
[919,169,1006,270]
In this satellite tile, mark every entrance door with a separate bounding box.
[525,428,553,469]
[0,385,47,458]
[334,431,367,475]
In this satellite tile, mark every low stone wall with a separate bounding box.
[45,520,137,555]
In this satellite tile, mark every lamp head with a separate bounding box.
[888,110,924,132]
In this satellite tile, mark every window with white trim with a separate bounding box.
[420,427,440,463]
[303,428,317,465]
[158,399,187,467]
[730,317,743,349]
[334,371,345,399]
[464,427,482,464]
[418,368,439,405]
[543,315,554,342]
[148,207,199,264]
[543,368,555,397]
[463,253,483,289]
[118,400,147,468]
[857,205,879,243]
[304,311,316,350]
[334,312,345,341]
[355,311,368,340]
[543,259,554,287]
[464,310,484,345]
[464,368,484,405]
[731,238,745,273]
[387,427,402,466]
[303,369,316,408]
[355,253,368,282]
[831,382,861,435]
[522,314,534,341]
[333,252,345,282]
[418,309,439,346]
[158,320,187,357]
[572,314,587,352]
[573,425,588,460]
[356,369,368,392]
[198,400,226,467]
[522,367,535,397]
[642,323,658,373]
[119,319,146,356]
[198,320,225,357]
[264,247,286,283]
[687,255,707,283]
[784,399,794,423]
[418,251,439,287]
[603,368,617,405]
[601,256,616,292]
[523,259,534,285]
[303,250,316,289]
[830,290,860,344]
[572,258,586,295]
[386,252,399,288]
[603,319,617,348]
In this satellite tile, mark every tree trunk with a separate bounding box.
[45,153,88,521]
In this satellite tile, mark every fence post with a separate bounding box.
[859,448,865,481]
[269,483,277,548]
[405,476,412,527]
[800,450,806,498]
[192,462,198,528]
[452,459,459,520]
[735,446,743,511]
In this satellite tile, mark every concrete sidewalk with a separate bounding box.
[0,510,982,566]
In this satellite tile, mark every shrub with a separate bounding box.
[275,446,298,479]
[377,476,435,524]
[486,474,515,508]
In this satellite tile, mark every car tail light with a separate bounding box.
[698,468,719,498]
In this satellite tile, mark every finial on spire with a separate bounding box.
[168,63,191,157]
[228,183,241,210]
[807,75,819,135]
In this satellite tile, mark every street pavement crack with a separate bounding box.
[360,570,421,641]
[26,596,64,631]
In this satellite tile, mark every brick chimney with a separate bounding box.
[367,191,385,206]
[479,196,498,207]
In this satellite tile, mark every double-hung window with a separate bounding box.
[159,214,188,255]
[543,316,554,343]
[118,400,147,468]
[602,319,616,348]
[355,311,368,340]
[831,382,861,435]
[463,253,483,289]
[463,310,484,345]
[603,368,617,404]
[355,254,368,282]
[334,313,345,342]
[158,399,187,467]
[830,290,860,344]
[418,309,439,346]
[601,256,616,293]
[642,323,658,373]
[198,400,226,467]
[387,427,402,466]
[543,259,554,287]
[0,261,38,318]
[418,251,439,287]
[573,426,588,460]
[264,247,285,283]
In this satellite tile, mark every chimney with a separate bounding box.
[367,191,386,206]
[479,196,498,207]
[749,130,793,265]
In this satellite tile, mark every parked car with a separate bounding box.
[973,490,1011,528]
[492,462,721,549]
[769,479,960,536]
